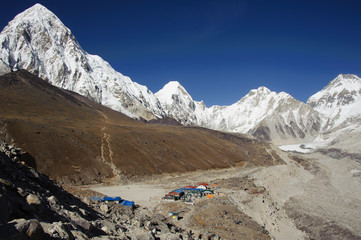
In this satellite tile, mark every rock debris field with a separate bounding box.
[90,146,361,240]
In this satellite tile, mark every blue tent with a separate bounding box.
[100,196,121,202]
[120,200,135,207]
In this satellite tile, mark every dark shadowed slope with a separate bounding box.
[0,70,282,184]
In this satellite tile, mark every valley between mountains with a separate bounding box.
[0,3,361,240]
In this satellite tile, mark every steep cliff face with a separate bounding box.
[0,4,164,120]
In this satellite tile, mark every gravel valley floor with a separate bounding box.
[88,148,361,240]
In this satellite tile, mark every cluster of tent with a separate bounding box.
[164,183,215,201]
[91,196,135,207]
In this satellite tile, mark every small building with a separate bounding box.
[182,188,202,194]
[196,183,209,190]
[181,188,202,201]
[164,194,177,201]
[165,189,184,201]
[197,182,209,187]
[201,189,214,196]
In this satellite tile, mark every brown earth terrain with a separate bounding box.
[89,148,361,240]
[0,70,283,185]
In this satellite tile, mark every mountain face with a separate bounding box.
[307,74,361,130]
[244,88,323,144]
[157,85,323,144]
[0,4,164,120]
[155,81,207,125]
[306,74,361,152]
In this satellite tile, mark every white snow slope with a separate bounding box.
[307,74,361,130]
[306,74,361,151]
[156,84,323,144]
[0,4,165,120]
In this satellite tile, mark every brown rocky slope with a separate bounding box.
[0,70,282,185]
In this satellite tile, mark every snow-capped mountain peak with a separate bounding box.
[155,81,207,124]
[155,81,193,105]
[215,86,322,141]
[11,3,53,22]
[250,86,271,94]
[307,74,361,131]
[308,74,361,109]
[0,4,165,120]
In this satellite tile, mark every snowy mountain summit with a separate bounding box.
[155,81,207,125]
[0,4,164,119]
[155,84,323,144]
[307,74,361,128]
[305,74,361,152]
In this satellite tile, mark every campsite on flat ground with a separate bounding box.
[86,147,361,240]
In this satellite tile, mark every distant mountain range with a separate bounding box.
[1,4,361,150]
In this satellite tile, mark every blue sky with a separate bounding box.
[1,0,360,106]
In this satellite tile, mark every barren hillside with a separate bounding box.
[0,70,283,185]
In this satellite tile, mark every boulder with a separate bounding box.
[70,230,89,240]
[14,218,45,239]
[49,221,75,240]
[79,208,89,217]
[100,220,116,234]
[26,194,41,205]
[100,204,109,214]
[47,195,58,205]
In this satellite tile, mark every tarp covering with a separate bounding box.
[120,200,134,207]
[101,196,121,202]
[181,188,202,191]
[171,189,184,194]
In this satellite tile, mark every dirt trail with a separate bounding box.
[98,110,122,179]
